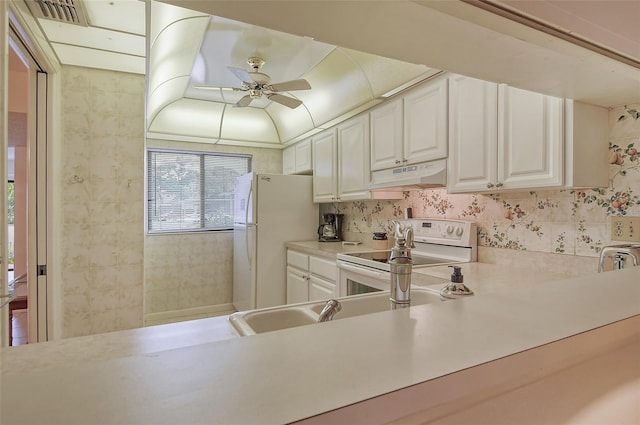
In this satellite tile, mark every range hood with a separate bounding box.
[368,159,447,191]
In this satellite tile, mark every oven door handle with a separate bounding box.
[337,261,389,279]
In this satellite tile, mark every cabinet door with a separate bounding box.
[447,75,499,193]
[337,114,370,201]
[294,138,312,174]
[309,255,337,282]
[312,129,338,203]
[404,77,448,165]
[370,98,403,171]
[498,85,564,190]
[308,276,337,301]
[286,266,309,304]
[282,145,295,175]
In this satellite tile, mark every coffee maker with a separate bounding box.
[318,213,344,242]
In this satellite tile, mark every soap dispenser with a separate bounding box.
[440,265,474,299]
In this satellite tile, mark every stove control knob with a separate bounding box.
[455,226,464,236]
[446,225,454,235]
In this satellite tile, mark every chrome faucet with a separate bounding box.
[598,244,640,272]
[389,221,414,309]
[317,299,342,322]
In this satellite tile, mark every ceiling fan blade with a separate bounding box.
[228,66,254,83]
[269,79,312,92]
[234,95,253,108]
[193,85,241,91]
[267,93,303,109]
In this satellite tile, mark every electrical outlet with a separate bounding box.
[610,216,640,242]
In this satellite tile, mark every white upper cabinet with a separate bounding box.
[283,145,296,174]
[370,98,403,171]
[370,76,448,171]
[295,139,313,174]
[283,138,313,175]
[403,77,448,164]
[312,114,373,203]
[498,85,564,190]
[337,114,371,201]
[312,128,338,203]
[447,74,498,193]
[447,75,607,193]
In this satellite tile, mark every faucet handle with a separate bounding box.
[404,226,415,249]
[392,221,414,248]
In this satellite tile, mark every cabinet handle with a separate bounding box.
[496,182,503,188]
[395,160,401,164]
[486,183,495,188]
[402,159,408,163]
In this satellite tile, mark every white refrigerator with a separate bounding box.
[233,172,319,311]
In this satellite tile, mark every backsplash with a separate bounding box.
[323,103,640,258]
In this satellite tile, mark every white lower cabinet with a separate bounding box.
[309,276,335,301]
[286,250,337,304]
[286,266,309,304]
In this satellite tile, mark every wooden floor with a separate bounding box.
[11,309,28,346]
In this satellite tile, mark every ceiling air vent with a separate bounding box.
[24,0,89,26]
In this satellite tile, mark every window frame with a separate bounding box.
[146,148,252,235]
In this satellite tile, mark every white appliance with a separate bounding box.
[233,172,319,311]
[367,159,447,191]
[336,218,476,296]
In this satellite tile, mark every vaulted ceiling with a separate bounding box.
[13,0,640,149]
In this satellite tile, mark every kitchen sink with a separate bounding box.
[229,306,318,336]
[309,289,441,320]
[229,288,442,336]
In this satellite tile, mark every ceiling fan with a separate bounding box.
[194,57,311,109]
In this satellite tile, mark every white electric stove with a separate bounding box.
[336,218,477,295]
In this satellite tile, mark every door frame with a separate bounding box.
[2,1,62,343]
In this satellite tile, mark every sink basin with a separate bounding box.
[309,289,441,320]
[229,306,318,336]
[229,288,443,336]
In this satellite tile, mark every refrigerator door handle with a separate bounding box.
[245,185,254,263]
[245,184,253,226]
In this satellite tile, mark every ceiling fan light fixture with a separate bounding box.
[195,56,312,109]
[247,56,266,70]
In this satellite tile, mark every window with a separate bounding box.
[147,149,251,233]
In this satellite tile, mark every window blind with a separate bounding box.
[147,150,251,233]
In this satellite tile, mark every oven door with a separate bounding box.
[337,260,391,297]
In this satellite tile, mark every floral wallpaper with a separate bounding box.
[60,66,145,337]
[323,103,640,258]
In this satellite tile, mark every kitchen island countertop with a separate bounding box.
[2,266,639,424]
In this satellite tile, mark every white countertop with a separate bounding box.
[286,240,376,259]
[2,267,639,424]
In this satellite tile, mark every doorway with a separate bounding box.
[3,27,48,346]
